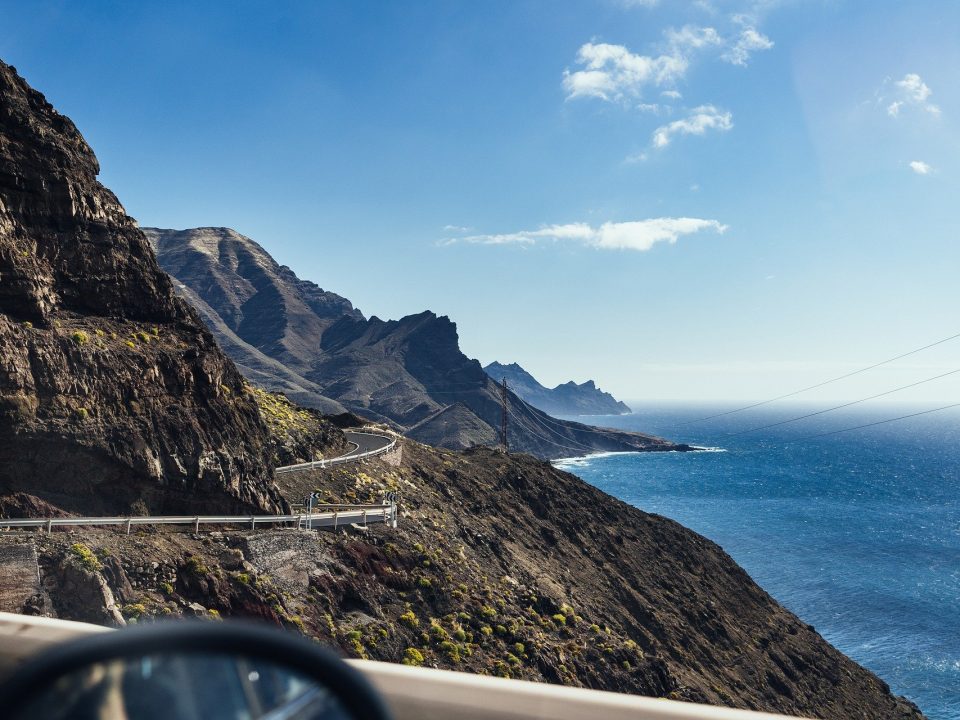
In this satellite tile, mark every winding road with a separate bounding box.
[274,430,397,475]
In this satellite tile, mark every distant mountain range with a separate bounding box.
[146,227,684,458]
[484,362,631,417]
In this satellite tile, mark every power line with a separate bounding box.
[722,367,960,438]
[794,402,960,441]
[533,408,637,436]
[519,402,597,452]
[682,330,960,425]
[505,404,596,455]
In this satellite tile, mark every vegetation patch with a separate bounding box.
[69,543,102,572]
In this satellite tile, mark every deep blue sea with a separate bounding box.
[553,404,960,720]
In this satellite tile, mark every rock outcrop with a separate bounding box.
[485,361,631,416]
[149,227,681,459]
[0,60,283,515]
[29,440,925,719]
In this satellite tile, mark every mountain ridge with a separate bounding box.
[148,226,685,459]
[485,361,631,416]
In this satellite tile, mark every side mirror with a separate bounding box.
[0,621,392,720]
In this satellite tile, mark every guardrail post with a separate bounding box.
[333,512,338,533]
[46,518,52,533]
[250,516,256,530]
[126,518,132,535]
[194,516,200,533]
[392,500,398,529]
[362,510,367,529]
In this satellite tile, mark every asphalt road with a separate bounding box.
[339,431,394,459]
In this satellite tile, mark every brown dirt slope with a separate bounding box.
[17,439,924,720]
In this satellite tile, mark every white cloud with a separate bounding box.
[652,105,733,147]
[897,73,932,103]
[721,27,774,66]
[625,151,649,164]
[666,25,723,53]
[637,102,664,114]
[443,224,473,233]
[886,73,941,117]
[661,89,683,100]
[443,218,728,252]
[909,160,933,175]
[563,43,688,102]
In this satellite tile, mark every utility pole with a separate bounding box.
[500,378,509,453]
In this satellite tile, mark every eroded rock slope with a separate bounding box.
[0,61,282,515]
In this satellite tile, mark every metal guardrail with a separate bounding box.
[275,431,398,475]
[0,503,399,534]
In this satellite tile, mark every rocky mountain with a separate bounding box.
[0,60,284,516]
[485,361,631,416]
[149,227,684,459]
[12,438,924,719]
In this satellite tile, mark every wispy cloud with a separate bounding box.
[909,160,933,175]
[652,105,732,147]
[722,27,774,66]
[442,224,473,233]
[562,42,687,102]
[442,218,728,252]
[666,25,723,53]
[885,73,940,117]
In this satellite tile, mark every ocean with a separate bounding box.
[553,404,960,720]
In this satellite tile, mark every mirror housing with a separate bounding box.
[0,620,392,720]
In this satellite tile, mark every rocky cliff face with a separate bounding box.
[0,61,283,515]
[150,227,681,459]
[485,361,632,416]
[16,440,925,719]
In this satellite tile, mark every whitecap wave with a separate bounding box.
[552,446,726,470]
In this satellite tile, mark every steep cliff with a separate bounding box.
[0,61,283,515]
[149,227,682,459]
[485,361,632,416]
[19,440,924,719]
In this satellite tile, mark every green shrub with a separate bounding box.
[122,603,148,619]
[402,648,424,666]
[184,555,209,575]
[418,577,432,589]
[551,614,567,626]
[429,622,449,641]
[69,543,102,572]
[480,605,497,619]
[439,640,461,662]
[480,625,493,636]
[125,340,136,349]
[159,582,174,595]
[506,653,521,666]
[513,642,525,654]
[71,331,89,345]
[399,610,419,628]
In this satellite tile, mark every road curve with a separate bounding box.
[341,431,395,458]
[274,430,397,475]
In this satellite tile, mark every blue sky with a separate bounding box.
[2,0,958,403]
